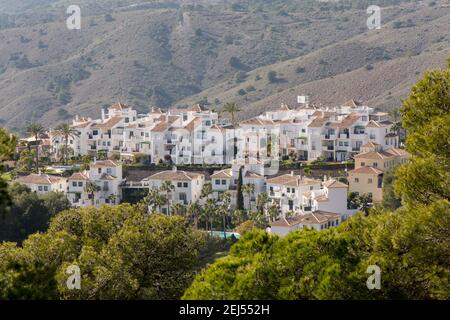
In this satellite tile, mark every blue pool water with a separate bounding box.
[208,231,241,239]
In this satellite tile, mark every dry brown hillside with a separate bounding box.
[0,0,448,133]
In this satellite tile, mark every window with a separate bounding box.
[125,117,129,123]
[107,168,112,174]
[368,178,373,184]
[361,162,365,166]
[177,182,182,188]
[355,178,359,183]
[287,187,290,193]
[38,186,43,191]
[215,179,220,185]
[310,186,314,190]
[183,182,188,188]
[43,186,48,191]
[373,162,378,168]
[78,182,83,187]
[291,188,295,193]
[98,168,101,174]
[72,182,77,187]
[221,180,226,185]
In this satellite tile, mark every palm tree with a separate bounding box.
[267,204,279,223]
[357,193,372,216]
[200,182,213,200]
[256,192,269,215]
[187,201,201,228]
[160,180,174,215]
[223,102,241,126]
[53,123,79,164]
[26,123,46,172]
[231,209,246,228]
[108,193,118,205]
[242,183,255,212]
[143,188,166,213]
[218,192,231,239]
[171,203,187,217]
[202,198,216,232]
[85,181,100,206]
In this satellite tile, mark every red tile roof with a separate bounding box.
[16,173,65,185]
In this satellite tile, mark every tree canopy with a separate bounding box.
[0,204,207,300]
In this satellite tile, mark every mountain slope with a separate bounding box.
[0,0,448,132]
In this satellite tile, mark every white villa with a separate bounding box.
[14,173,67,194]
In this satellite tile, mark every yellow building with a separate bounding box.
[348,142,409,203]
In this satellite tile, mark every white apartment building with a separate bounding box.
[67,160,123,207]
[266,173,323,216]
[269,211,342,236]
[50,98,399,166]
[210,157,266,210]
[300,179,350,218]
[143,168,205,213]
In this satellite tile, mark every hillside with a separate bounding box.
[0,0,448,133]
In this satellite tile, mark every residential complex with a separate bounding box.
[50,98,399,166]
[13,96,409,237]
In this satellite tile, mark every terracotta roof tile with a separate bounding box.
[349,166,384,174]
[322,179,348,188]
[16,173,65,185]
[270,211,340,227]
[92,116,123,129]
[90,160,120,168]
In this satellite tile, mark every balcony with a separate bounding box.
[321,133,336,140]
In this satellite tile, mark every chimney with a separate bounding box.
[101,108,105,121]
[323,175,328,182]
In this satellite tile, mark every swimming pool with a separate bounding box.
[208,231,241,239]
